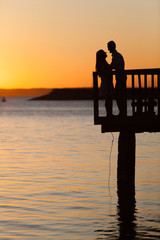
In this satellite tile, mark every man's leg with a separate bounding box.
[116,81,127,116]
[105,95,113,116]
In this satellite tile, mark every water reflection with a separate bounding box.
[95,189,137,240]
[117,185,137,240]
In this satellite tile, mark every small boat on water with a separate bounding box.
[2,97,6,102]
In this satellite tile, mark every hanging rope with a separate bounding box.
[108,132,114,196]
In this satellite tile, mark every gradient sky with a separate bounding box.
[0,0,160,89]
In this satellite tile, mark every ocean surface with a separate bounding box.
[0,98,159,240]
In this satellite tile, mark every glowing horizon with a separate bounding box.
[0,0,160,89]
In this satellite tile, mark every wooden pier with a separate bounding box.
[93,68,160,204]
[93,68,160,133]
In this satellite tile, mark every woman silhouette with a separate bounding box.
[96,49,113,117]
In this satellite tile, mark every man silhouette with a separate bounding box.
[107,41,127,116]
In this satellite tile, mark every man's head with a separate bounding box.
[107,41,116,53]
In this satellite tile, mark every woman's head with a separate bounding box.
[96,49,107,72]
[96,49,107,62]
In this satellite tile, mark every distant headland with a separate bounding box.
[30,88,93,100]
[29,88,158,101]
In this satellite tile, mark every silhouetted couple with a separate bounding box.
[96,41,127,117]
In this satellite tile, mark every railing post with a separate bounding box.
[144,74,148,113]
[132,74,135,115]
[137,74,143,114]
[93,72,99,124]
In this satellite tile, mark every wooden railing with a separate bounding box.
[93,68,160,124]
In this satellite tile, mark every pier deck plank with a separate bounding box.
[94,115,160,133]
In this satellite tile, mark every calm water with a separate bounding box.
[0,98,159,240]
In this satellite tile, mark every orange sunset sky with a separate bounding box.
[0,0,160,89]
